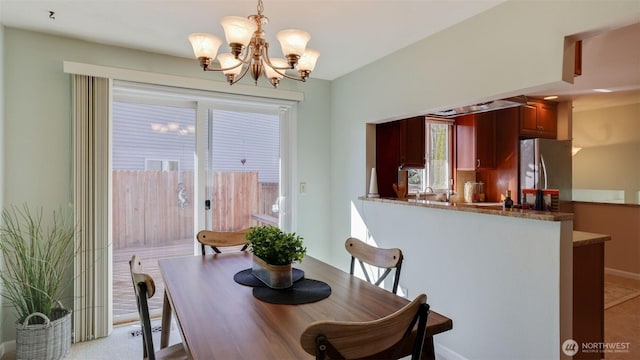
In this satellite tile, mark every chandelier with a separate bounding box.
[188,0,320,88]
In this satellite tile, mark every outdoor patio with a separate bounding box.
[113,239,195,323]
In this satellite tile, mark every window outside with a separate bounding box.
[408,121,452,194]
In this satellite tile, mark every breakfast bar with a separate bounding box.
[354,196,575,359]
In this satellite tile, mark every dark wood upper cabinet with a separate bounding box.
[519,99,558,139]
[376,121,401,198]
[399,116,426,168]
[455,112,496,170]
[375,116,426,198]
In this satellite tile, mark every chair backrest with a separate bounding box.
[344,237,404,294]
[300,293,429,360]
[129,255,158,360]
[196,228,250,255]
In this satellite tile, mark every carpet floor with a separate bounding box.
[1,319,182,360]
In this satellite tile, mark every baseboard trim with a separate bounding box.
[435,342,468,360]
[605,267,640,281]
[0,340,16,358]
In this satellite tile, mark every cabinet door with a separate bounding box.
[455,115,476,170]
[519,105,539,137]
[475,112,496,169]
[455,114,496,170]
[376,121,400,198]
[537,101,557,138]
[519,100,558,139]
[399,117,426,168]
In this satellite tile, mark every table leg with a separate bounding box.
[160,291,172,349]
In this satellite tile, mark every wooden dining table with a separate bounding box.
[158,251,452,359]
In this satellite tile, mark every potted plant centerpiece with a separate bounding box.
[246,225,306,289]
[0,205,75,360]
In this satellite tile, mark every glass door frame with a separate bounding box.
[195,96,297,235]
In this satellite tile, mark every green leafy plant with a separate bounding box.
[246,225,306,266]
[0,205,75,324]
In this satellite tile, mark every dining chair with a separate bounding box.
[129,255,187,360]
[344,237,404,294]
[299,293,430,360]
[196,228,250,255]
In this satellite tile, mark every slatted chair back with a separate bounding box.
[129,255,158,360]
[196,228,250,256]
[344,237,404,294]
[129,256,188,360]
[299,293,429,360]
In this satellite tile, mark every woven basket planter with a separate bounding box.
[15,306,72,360]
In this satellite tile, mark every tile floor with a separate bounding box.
[603,274,640,360]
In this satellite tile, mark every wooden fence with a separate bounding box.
[112,170,278,249]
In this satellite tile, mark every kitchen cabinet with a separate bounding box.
[375,116,425,198]
[455,112,496,170]
[492,107,520,202]
[573,234,606,360]
[376,121,400,198]
[399,116,426,168]
[520,99,558,139]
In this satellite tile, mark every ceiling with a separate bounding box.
[527,21,640,113]
[0,0,506,81]
[0,0,638,112]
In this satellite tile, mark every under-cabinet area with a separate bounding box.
[374,97,561,204]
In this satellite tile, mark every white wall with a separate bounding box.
[328,0,638,358]
[326,3,640,253]
[329,0,640,261]
[2,0,639,355]
[0,28,332,343]
[572,102,640,204]
[354,200,573,359]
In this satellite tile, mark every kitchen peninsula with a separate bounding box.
[354,196,605,359]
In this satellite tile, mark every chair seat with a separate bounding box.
[152,343,188,360]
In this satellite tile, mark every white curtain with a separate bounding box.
[72,75,112,342]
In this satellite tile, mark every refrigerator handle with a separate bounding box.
[540,155,548,189]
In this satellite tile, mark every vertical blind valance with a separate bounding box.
[72,75,112,342]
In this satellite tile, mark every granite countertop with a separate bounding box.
[359,196,574,222]
[573,230,612,247]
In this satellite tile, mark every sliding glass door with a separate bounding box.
[197,99,296,236]
[111,95,197,321]
[111,81,296,322]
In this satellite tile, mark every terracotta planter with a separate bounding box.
[252,255,292,289]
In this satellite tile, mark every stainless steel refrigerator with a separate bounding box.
[519,138,572,202]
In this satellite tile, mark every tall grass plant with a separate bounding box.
[0,205,75,324]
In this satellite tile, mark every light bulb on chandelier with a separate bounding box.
[188,0,320,88]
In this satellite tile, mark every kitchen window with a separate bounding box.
[408,119,453,194]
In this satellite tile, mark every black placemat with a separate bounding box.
[234,268,305,287]
[252,278,331,304]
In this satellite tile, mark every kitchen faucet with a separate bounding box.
[445,179,454,202]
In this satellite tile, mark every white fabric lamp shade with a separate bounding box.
[276,29,310,56]
[221,16,257,46]
[188,33,222,59]
[218,53,243,75]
